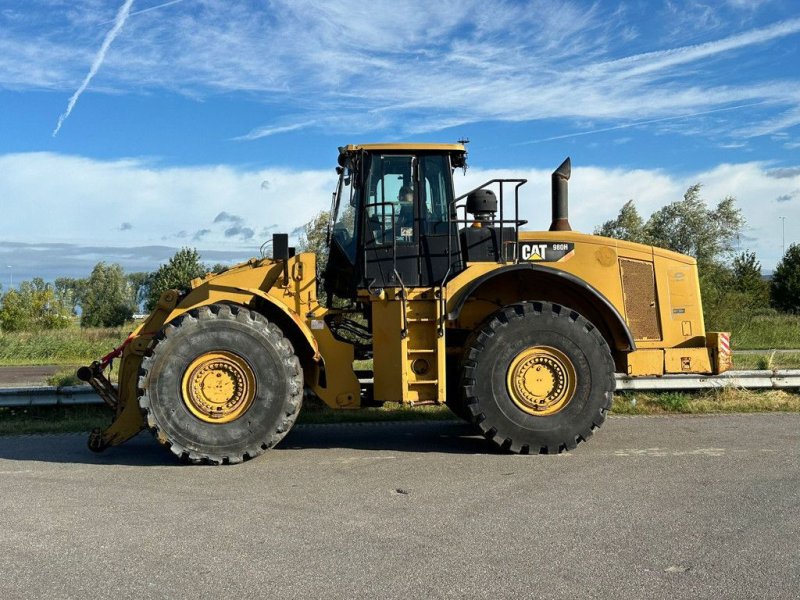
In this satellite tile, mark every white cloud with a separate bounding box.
[1,1,798,141]
[233,120,319,141]
[0,152,337,250]
[1,152,798,279]
[587,16,800,79]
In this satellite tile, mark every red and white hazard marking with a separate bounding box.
[719,333,731,355]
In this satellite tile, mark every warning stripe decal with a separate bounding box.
[719,333,731,355]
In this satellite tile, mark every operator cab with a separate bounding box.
[324,144,467,302]
[323,143,530,306]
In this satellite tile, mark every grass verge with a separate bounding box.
[732,352,800,370]
[612,388,800,415]
[728,314,800,350]
[0,326,129,366]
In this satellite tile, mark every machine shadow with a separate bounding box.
[0,433,179,467]
[0,421,494,466]
[279,420,494,454]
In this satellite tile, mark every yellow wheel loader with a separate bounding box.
[78,142,732,463]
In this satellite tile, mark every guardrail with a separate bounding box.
[2,369,799,408]
[0,385,97,408]
[616,369,800,391]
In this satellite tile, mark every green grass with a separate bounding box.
[611,388,800,415]
[727,314,800,350]
[0,325,129,366]
[650,392,691,412]
[732,352,800,370]
[46,368,85,387]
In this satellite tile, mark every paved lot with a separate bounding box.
[0,366,60,388]
[0,413,798,599]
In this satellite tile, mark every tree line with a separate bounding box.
[0,248,224,331]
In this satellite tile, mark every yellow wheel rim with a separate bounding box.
[181,351,256,424]
[506,346,577,416]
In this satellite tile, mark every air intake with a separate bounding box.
[549,157,571,232]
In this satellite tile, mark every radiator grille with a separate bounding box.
[619,258,662,341]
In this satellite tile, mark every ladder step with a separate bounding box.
[404,293,444,400]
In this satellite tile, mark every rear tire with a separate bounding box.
[138,304,303,464]
[461,301,614,454]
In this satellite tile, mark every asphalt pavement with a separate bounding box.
[0,366,60,387]
[0,413,798,599]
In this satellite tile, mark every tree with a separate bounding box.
[771,243,800,313]
[731,251,769,307]
[644,184,744,267]
[0,278,72,331]
[594,200,647,243]
[600,185,744,268]
[54,277,86,315]
[297,209,333,281]
[81,263,137,327]
[146,247,208,311]
[126,272,150,311]
[208,263,229,274]
[297,210,331,259]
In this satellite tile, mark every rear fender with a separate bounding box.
[446,263,635,352]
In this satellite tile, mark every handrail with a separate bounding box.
[363,201,398,292]
[447,178,528,272]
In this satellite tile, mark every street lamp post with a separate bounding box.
[780,217,786,257]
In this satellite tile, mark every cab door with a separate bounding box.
[362,152,459,289]
[362,153,421,288]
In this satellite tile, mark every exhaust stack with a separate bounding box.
[549,157,572,232]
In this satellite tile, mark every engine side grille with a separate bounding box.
[619,258,662,341]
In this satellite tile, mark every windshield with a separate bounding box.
[330,168,358,262]
[365,155,417,245]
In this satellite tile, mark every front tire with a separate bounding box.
[138,304,303,464]
[461,301,614,454]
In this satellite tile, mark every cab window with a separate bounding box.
[331,172,358,262]
[421,154,451,234]
[366,155,416,245]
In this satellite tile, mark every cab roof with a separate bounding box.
[341,143,466,153]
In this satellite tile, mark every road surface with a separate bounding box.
[0,366,59,387]
[0,413,798,599]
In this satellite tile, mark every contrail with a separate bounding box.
[515,102,767,145]
[52,0,135,137]
[101,0,187,24]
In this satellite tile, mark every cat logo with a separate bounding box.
[519,242,575,262]
[521,244,547,261]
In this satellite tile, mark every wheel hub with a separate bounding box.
[506,346,577,416]
[181,351,256,423]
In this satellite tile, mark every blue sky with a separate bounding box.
[1,0,799,285]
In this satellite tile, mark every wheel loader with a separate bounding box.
[79,142,732,464]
